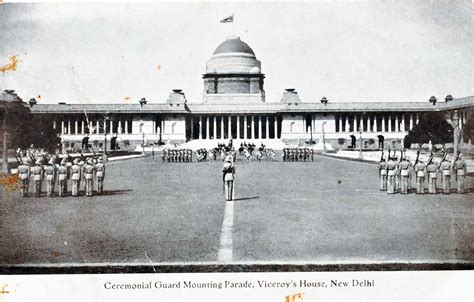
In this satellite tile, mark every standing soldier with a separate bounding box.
[439,153,452,194]
[70,158,81,197]
[414,156,427,194]
[44,159,56,197]
[378,151,388,191]
[386,155,398,194]
[78,156,85,191]
[222,155,235,201]
[57,159,69,197]
[31,158,44,197]
[83,158,95,197]
[453,153,467,194]
[398,152,411,194]
[426,153,438,194]
[17,157,31,197]
[95,157,105,194]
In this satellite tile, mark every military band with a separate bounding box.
[282,148,314,162]
[162,149,193,163]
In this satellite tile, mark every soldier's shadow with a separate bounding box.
[233,196,259,201]
[98,189,133,196]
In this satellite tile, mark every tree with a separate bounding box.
[404,112,453,148]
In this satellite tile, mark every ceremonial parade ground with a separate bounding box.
[1,155,472,268]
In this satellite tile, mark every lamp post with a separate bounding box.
[358,127,363,159]
[0,105,9,174]
[322,121,327,153]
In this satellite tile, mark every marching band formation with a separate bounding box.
[15,146,106,198]
[378,150,467,194]
[282,148,314,162]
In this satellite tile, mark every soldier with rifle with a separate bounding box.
[386,151,398,194]
[95,157,106,194]
[31,158,44,197]
[57,158,69,197]
[398,150,412,194]
[426,152,438,194]
[414,151,427,194]
[17,157,31,197]
[44,158,56,197]
[438,151,451,194]
[378,150,388,191]
[453,153,467,194]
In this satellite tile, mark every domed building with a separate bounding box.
[27,35,473,152]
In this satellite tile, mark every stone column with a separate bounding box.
[266,116,269,139]
[382,116,385,132]
[213,117,217,139]
[237,115,240,139]
[190,117,193,139]
[228,115,231,139]
[53,120,56,130]
[244,116,248,139]
[74,120,77,134]
[345,115,349,132]
[61,120,65,134]
[67,120,71,134]
[221,116,224,139]
[81,120,85,134]
[274,116,278,138]
[388,115,392,132]
[206,116,209,139]
[353,115,357,132]
[416,113,419,125]
[258,116,262,138]
[338,115,342,133]
[395,115,399,132]
[374,115,378,132]
[199,116,202,139]
[251,116,255,139]
[409,114,413,130]
[125,120,128,134]
[401,115,405,132]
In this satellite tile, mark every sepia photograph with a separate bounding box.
[0,0,473,287]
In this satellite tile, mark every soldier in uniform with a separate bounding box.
[414,158,427,194]
[31,158,44,197]
[95,157,105,194]
[453,153,467,194]
[78,156,85,191]
[378,153,388,191]
[70,158,81,197]
[426,155,438,194]
[398,154,411,194]
[386,156,398,194]
[17,157,31,197]
[57,159,69,197]
[44,159,56,197]
[439,156,452,194]
[83,158,95,197]
[222,155,235,201]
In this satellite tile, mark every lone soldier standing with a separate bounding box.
[95,157,105,194]
[57,159,69,197]
[414,158,427,194]
[83,158,95,197]
[31,158,44,197]
[222,155,235,201]
[386,156,398,194]
[398,154,411,194]
[378,154,388,191]
[453,153,467,194]
[439,156,452,194]
[17,157,31,197]
[426,155,438,194]
[44,159,56,197]
[70,158,81,197]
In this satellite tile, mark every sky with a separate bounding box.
[0,0,472,104]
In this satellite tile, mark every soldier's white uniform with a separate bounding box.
[439,160,452,194]
[453,156,467,194]
[17,158,31,197]
[57,159,68,197]
[378,160,388,191]
[70,159,81,197]
[223,156,235,201]
[44,163,56,197]
[31,159,44,197]
[414,161,426,194]
[95,158,105,194]
[83,158,95,197]
[398,159,411,194]
[426,161,438,194]
[386,159,397,194]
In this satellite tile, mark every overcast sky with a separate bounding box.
[1,1,472,104]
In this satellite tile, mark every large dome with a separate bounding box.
[206,36,261,74]
[213,36,255,56]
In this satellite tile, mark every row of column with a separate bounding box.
[335,113,420,133]
[191,115,279,140]
[55,118,132,135]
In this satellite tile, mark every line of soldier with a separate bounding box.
[282,148,314,162]
[16,154,106,198]
[378,150,467,194]
[161,149,193,163]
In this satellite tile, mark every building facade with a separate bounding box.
[29,36,474,152]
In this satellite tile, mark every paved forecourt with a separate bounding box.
[0,155,472,266]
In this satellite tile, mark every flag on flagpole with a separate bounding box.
[220,14,234,23]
